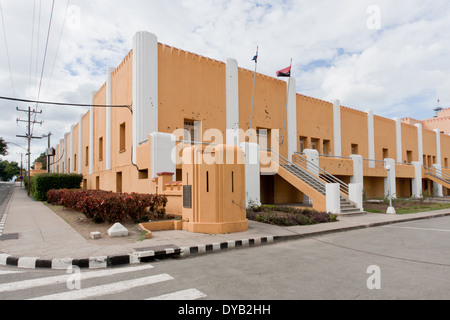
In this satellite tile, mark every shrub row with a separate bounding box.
[47,189,167,224]
[32,174,83,201]
[246,205,337,226]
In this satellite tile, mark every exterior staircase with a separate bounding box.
[423,165,450,190]
[268,150,364,216]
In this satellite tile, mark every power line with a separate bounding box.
[33,0,55,136]
[28,0,37,95]
[0,0,16,97]
[44,0,71,96]
[36,0,55,103]
[0,95,132,109]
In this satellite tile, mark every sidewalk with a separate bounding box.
[1,184,450,270]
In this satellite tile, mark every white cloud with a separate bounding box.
[0,0,449,164]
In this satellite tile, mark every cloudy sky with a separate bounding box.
[0,0,449,165]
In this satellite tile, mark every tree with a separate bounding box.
[0,137,7,156]
[0,160,20,181]
[34,152,47,170]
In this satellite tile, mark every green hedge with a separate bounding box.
[32,173,83,201]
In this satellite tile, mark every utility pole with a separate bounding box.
[16,106,43,196]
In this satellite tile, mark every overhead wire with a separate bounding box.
[0,95,132,109]
[32,0,56,136]
[44,0,71,96]
[0,0,16,97]
[28,0,36,96]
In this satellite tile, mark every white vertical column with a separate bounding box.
[412,161,423,199]
[78,115,83,174]
[303,149,319,205]
[150,132,176,190]
[349,183,363,212]
[415,124,423,165]
[287,78,297,161]
[70,126,74,173]
[226,58,239,147]
[350,154,363,186]
[240,142,261,207]
[384,158,396,199]
[433,129,444,197]
[333,100,342,157]
[434,129,442,166]
[366,110,375,167]
[133,31,159,164]
[326,184,341,214]
[394,118,402,163]
[53,144,58,173]
[64,134,68,173]
[89,91,95,175]
[106,67,114,171]
[60,139,64,173]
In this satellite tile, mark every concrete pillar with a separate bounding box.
[326,184,341,214]
[70,126,74,173]
[333,100,342,157]
[349,183,363,212]
[366,110,375,168]
[106,67,114,171]
[434,129,442,166]
[150,132,176,190]
[133,31,159,164]
[432,164,444,197]
[226,58,239,147]
[384,158,396,199]
[412,161,423,199]
[304,149,319,176]
[78,114,83,174]
[304,149,319,205]
[240,142,261,207]
[287,78,297,161]
[394,117,402,163]
[415,124,423,165]
[89,91,95,175]
[350,154,364,186]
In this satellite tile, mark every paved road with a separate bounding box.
[0,183,13,213]
[1,216,450,304]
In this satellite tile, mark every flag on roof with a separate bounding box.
[252,47,258,63]
[276,65,291,77]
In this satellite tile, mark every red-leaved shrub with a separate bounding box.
[47,189,167,224]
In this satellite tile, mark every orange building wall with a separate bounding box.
[297,95,334,155]
[401,123,419,163]
[158,44,227,140]
[423,129,437,167]
[374,115,396,161]
[340,107,369,158]
[238,69,288,157]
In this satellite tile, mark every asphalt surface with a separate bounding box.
[0,183,13,217]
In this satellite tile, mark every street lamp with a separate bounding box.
[385,164,396,214]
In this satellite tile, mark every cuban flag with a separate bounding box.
[276,66,291,77]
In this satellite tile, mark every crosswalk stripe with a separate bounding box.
[146,288,207,300]
[0,270,25,275]
[0,264,154,294]
[29,274,174,300]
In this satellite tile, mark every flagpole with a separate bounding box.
[282,58,293,144]
[249,46,258,140]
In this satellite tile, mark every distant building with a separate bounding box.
[403,108,450,137]
[30,162,46,177]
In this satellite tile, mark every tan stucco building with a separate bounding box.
[50,31,450,222]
